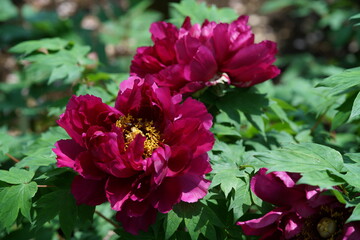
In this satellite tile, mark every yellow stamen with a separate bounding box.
[116,115,162,158]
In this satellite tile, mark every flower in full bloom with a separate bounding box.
[130,16,280,94]
[53,77,214,234]
[237,168,360,240]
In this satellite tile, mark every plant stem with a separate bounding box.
[95,210,120,228]
[37,185,55,188]
[5,153,20,163]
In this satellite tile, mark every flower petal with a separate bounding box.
[71,175,107,206]
[53,139,85,169]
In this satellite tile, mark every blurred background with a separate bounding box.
[0,0,360,136]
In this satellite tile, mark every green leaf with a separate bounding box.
[342,163,360,188]
[0,126,20,156]
[9,38,68,55]
[229,178,252,220]
[317,67,360,96]
[346,204,360,223]
[11,38,95,85]
[217,89,269,117]
[254,142,344,173]
[349,91,360,122]
[0,168,34,184]
[296,170,346,189]
[17,127,69,169]
[35,189,77,238]
[76,85,114,103]
[169,0,237,26]
[0,182,38,230]
[173,202,223,240]
[164,210,183,240]
[211,168,243,197]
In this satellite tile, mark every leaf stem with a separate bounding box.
[37,185,55,188]
[95,210,120,228]
[239,165,255,170]
[5,153,20,163]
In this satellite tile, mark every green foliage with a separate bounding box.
[169,0,238,26]
[10,38,96,85]
[0,167,38,232]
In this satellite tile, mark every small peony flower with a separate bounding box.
[237,168,360,240]
[130,16,280,94]
[53,76,214,234]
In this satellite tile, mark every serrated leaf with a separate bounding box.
[317,67,360,96]
[164,210,183,239]
[0,182,38,230]
[254,143,344,173]
[296,170,346,189]
[229,178,252,220]
[342,163,360,188]
[35,189,77,238]
[76,85,113,103]
[173,202,222,240]
[17,127,69,169]
[9,38,68,55]
[0,126,19,155]
[0,168,35,184]
[211,169,242,197]
[217,89,269,117]
[169,0,237,26]
[12,39,94,85]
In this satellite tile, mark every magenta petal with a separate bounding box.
[237,209,283,236]
[149,146,171,185]
[187,46,218,83]
[53,139,85,169]
[116,207,157,235]
[251,168,304,207]
[175,35,202,64]
[283,213,303,239]
[74,151,106,180]
[343,222,360,240]
[151,177,182,213]
[58,95,118,146]
[71,175,107,206]
[178,174,210,203]
[176,97,213,130]
[105,176,134,211]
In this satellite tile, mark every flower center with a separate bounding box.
[116,115,162,158]
[316,217,336,238]
[293,206,349,240]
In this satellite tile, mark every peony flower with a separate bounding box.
[237,168,360,240]
[130,16,280,94]
[53,76,214,234]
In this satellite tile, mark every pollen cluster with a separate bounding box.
[116,115,162,158]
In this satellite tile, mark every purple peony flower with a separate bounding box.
[237,168,360,240]
[130,16,280,94]
[53,76,214,234]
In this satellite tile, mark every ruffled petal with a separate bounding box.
[105,176,134,211]
[237,209,283,236]
[53,139,85,169]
